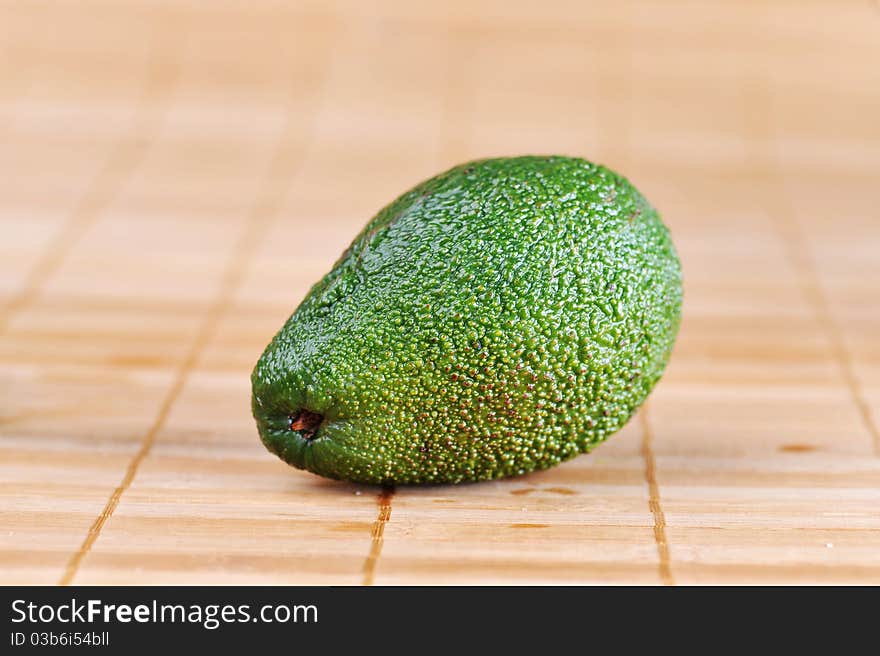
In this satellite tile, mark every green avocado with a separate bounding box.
[252,156,682,485]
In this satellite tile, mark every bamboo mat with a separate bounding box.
[1,1,879,585]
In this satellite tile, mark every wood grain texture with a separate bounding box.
[1,0,878,585]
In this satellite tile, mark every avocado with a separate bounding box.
[252,156,681,485]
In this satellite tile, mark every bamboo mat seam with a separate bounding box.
[57,19,339,585]
[745,76,880,457]
[0,35,183,335]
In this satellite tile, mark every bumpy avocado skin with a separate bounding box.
[252,156,682,485]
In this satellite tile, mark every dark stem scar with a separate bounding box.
[289,410,324,440]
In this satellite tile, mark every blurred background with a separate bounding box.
[1,1,878,585]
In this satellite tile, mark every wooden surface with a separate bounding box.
[1,1,879,586]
